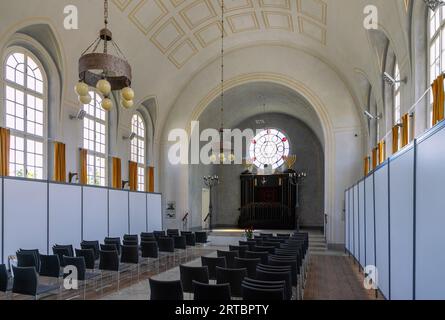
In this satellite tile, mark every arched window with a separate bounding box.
[83,91,106,186]
[131,113,145,191]
[4,50,46,179]
[393,63,401,125]
[429,7,445,126]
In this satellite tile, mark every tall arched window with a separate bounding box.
[4,50,46,179]
[393,63,401,124]
[131,113,145,191]
[83,91,107,186]
[429,7,445,126]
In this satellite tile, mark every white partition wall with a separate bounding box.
[147,193,162,231]
[3,179,48,262]
[353,185,359,260]
[0,178,3,263]
[129,192,147,235]
[364,175,375,267]
[109,190,129,237]
[348,188,354,255]
[49,184,82,247]
[345,190,349,252]
[389,149,415,300]
[82,187,108,241]
[374,166,390,299]
[416,127,445,300]
[358,181,365,267]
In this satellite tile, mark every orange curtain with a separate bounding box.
[363,157,370,176]
[147,166,154,192]
[79,148,88,185]
[128,161,138,191]
[0,128,10,176]
[432,74,445,126]
[372,147,378,169]
[378,140,386,164]
[401,113,409,147]
[392,126,399,154]
[112,157,122,189]
[53,142,66,182]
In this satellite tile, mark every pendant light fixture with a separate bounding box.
[74,0,134,111]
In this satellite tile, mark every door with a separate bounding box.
[202,188,210,230]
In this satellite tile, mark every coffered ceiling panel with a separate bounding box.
[170,0,186,7]
[298,16,326,45]
[195,21,225,48]
[151,18,185,53]
[259,0,291,10]
[218,0,253,12]
[262,11,293,31]
[112,0,133,11]
[180,0,217,29]
[297,0,327,25]
[168,39,198,68]
[128,0,169,35]
[227,12,260,33]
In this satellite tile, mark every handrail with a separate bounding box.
[204,213,211,222]
[182,212,189,222]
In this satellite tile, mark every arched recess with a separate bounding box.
[0,23,63,180]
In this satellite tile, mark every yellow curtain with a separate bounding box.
[372,147,378,169]
[378,140,386,164]
[363,157,370,176]
[392,126,399,154]
[79,148,88,185]
[432,74,445,126]
[129,161,138,191]
[53,142,66,182]
[401,113,409,147]
[147,166,154,193]
[0,128,10,176]
[112,157,122,189]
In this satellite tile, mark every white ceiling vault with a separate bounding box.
[112,0,328,69]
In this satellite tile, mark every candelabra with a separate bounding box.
[288,171,307,231]
[203,175,220,231]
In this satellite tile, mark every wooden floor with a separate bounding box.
[304,254,383,300]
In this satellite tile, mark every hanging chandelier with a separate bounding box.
[74,0,134,111]
[210,0,235,164]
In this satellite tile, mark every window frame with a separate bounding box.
[2,47,48,179]
[130,112,146,192]
[83,90,108,187]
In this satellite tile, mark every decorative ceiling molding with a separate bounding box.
[113,0,329,68]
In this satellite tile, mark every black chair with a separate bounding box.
[234,257,260,278]
[239,240,256,251]
[39,254,60,278]
[229,245,248,258]
[121,245,140,282]
[53,246,71,267]
[153,231,166,239]
[75,248,96,270]
[0,264,11,293]
[104,237,121,255]
[63,256,97,299]
[244,251,269,264]
[179,265,209,294]
[123,240,138,246]
[277,234,290,239]
[99,250,120,291]
[141,232,154,238]
[262,241,281,248]
[173,236,187,249]
[17,249,40,271]
[256,269,292,300]
[241,280,285,300]
[54,244,74,257]
[268,258,298,288]
[100,243,119,252]
[12,266,59,299]
[123,234,138,242]
[149,278,183,300]
[167,229,180,237]
[193,280,231,301]
[201,256,226,280]
[81,241,100,260]
[16,251,39,270]
[253,245,275,254]
[195,232,208,244]
[217,250,239,269]
[158,237,175,253]
[141,241,159,259]
[141,236,156,243]
[216,267,247,298]
[184,233,196,246]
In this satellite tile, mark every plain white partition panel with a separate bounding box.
[345,190,349,252]
[364,176,375,267]
[389,149,415,300]
[416,126,445,300]
[129,192,147,235]
[358,181,366,267]
[374,166,390,299]
[82,187,108,241]
[49,184,82,248]
[109,190,129,237]
[349,188,354,255]
[3,179,48,263]
[353,185,359,260]
[147,193,162,231]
